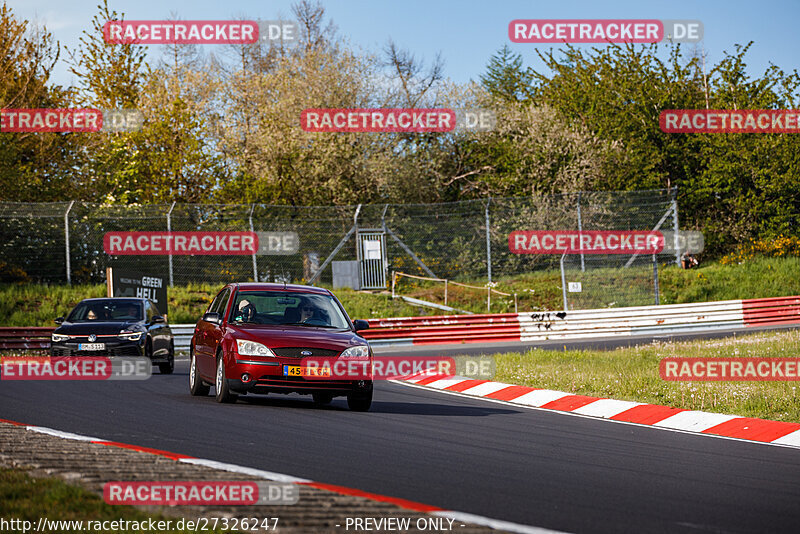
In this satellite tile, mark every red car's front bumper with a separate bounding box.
[226,356,373,397]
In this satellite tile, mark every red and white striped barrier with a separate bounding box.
[363,296,800,347]
[399,372,800,449]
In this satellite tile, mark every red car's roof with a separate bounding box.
[233,282,331,295]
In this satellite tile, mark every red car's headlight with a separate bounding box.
[235,339,276,357]
[340,345,370,359]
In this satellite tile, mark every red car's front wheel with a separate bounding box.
[215,351,238,404]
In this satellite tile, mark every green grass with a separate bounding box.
[0,467,236,533]
[1,256,798,326]
[659,255,800,304]
[489,329,800,422]
[394,255,800,313]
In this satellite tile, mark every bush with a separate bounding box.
[0,262,30,284]
[721,236,800,265]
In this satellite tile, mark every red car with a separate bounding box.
[189,283,373,411]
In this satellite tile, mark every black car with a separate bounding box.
[50,297,174,374]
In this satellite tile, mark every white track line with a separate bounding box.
[7,420,569,534]
[179,458,310,484]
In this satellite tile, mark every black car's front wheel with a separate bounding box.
[215,351,238,404]
[159,341,175,374]
[189,349,209,396]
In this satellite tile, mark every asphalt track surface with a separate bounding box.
[2,328,800,533]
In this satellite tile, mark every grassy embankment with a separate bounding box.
[1,256,798,326]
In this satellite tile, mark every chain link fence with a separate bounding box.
[0,188,679,310]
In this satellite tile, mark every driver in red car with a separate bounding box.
[299,302,316,323]
[238,299,257,322]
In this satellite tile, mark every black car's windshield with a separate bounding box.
[230,291,350,329]
[67,300,143,323]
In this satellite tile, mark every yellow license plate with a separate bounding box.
[283,365,331,377]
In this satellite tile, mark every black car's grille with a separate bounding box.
[51,346,142,357]
[272,347,340,358]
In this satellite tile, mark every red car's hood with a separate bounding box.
[227,324,366,351]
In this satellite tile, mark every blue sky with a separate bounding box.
[11,0,800,90]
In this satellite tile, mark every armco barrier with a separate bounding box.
[360,296,800,347]
[0,327,52,350]
[3,296,799,352]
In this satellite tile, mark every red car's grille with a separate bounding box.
[272,347,340,358]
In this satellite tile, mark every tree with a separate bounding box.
[0,1,80,201]
[480,45,532,102]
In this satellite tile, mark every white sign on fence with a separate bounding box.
[568,282,582,293]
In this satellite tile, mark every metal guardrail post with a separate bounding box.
[64,201,75,285]
[560,250,568,312]
[577,192,585,272]
[485,198,492,283]
[653,253,660,305]
[249,204,258,281]
[166,201,176,287]
[671,195,681,266]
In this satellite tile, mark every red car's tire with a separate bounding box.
[215,350,238,404]
[189,349,210,396]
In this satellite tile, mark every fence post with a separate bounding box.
[577,192,586,272]
[487,285,491,312]
[249,204,258,281]
[671,192,681,266]
[64,200,75,285]
[653,253,660,305]
[166,201,176,287]
[560,250,568,312]
[444,279,448,306]
[485,198,492,283]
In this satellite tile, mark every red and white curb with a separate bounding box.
[0,417,564,534]
[396,373,800,449]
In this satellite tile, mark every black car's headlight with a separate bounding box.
[119,330,143,341]
[236,339,276,357]
[51,333,69,342]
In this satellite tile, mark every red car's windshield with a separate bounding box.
[230,291,350,329]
